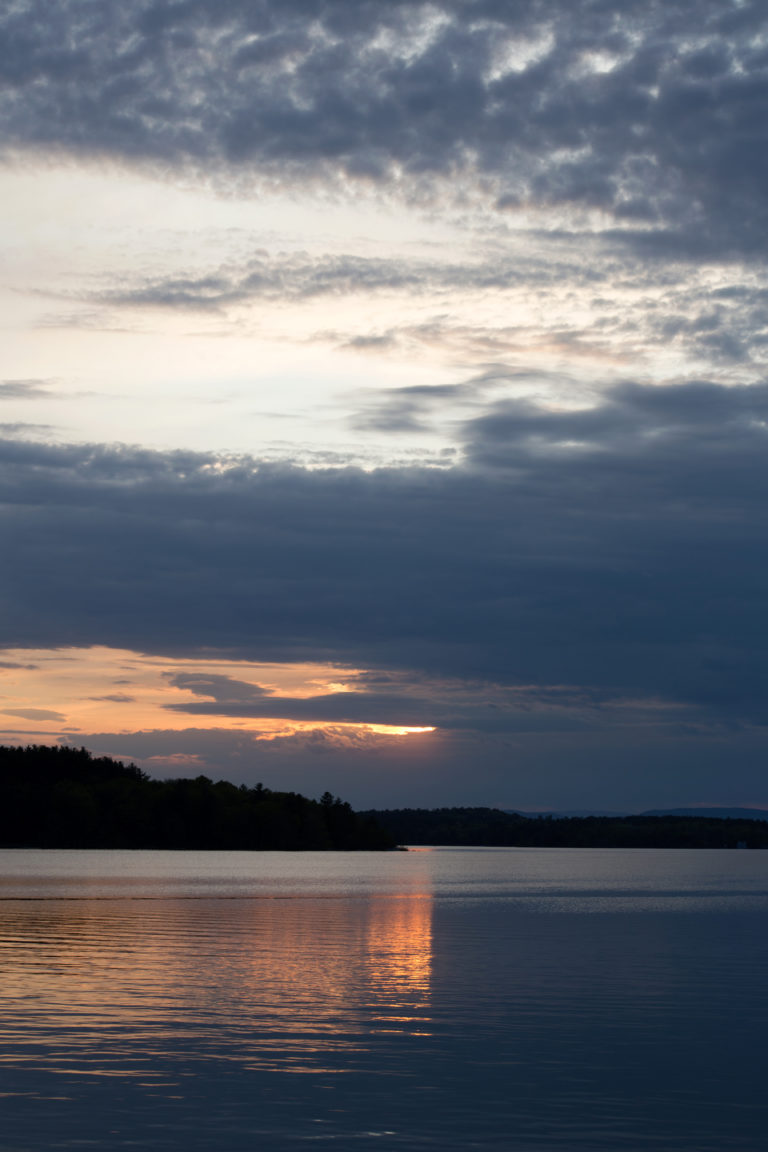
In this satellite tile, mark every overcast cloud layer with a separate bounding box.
[3,379,768,724]
[2,0,768,806]
[2,0,768,256]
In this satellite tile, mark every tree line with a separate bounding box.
[0,745,394,850]
[6,746,764,850]
[361,806,768,848]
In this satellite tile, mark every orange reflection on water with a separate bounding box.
[0,891,433,1081]
[238,894,434,1051]
[364,896,432,1026]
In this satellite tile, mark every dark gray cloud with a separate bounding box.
[1,1,767,256]
[164,685,676,734]
[166,670,271,701]
[163,662,687,732]
[2,378,768,727]
[465,378,768,463]
[167,690,434,727]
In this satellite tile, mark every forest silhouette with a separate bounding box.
[4,745,767,850]
[0,745,394,850]
[362,806,768,849]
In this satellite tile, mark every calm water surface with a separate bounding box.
[2,847,767,1150]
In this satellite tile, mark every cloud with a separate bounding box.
[350,381,476,435]
[0,380,53,400]
[73,246,768,382]
[0,423,57,437]
[1,1,767,256]
[166,671,271,701]
[82,249,592,311]
[2,707,67,721]
[2,377,768,727]
[464,378,768,463]
[164,686,675,734]
[163,662,661,734]
[165,689,434,727]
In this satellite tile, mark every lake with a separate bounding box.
[2,847,767,1150]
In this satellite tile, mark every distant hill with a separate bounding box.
[641,807,768,822]
[0,744,395,850]
[504,809,630,818]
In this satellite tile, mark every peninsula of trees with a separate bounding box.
[362,807,768,849]
[0,745,394,850]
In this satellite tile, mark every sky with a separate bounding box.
[2,0,768,811]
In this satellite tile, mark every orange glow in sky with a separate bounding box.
[0,646,436,745]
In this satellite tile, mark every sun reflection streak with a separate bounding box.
[364,896,433,1030]
[0,886,434,1083]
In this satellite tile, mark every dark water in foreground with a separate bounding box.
[1,847,767,1151]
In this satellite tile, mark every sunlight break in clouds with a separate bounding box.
[0,647,436,746]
